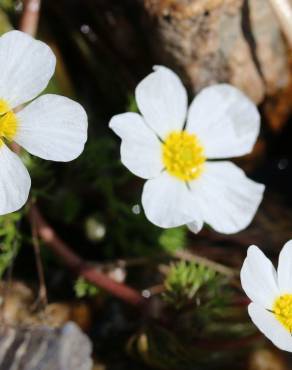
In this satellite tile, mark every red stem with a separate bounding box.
[19,0,41,36]
[28,204,146,307]
[194,333,261,350]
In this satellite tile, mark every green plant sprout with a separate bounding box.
[163,261,217,309]
[74,277,100,298]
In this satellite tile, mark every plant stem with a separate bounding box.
[19,0,41,37]
[194,333,261,350]
[31,213,48,308]
[28,204,146,307]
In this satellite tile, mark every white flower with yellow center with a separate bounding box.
[109,66,265,234]
[0,30,87,215]
[241,242,292,352]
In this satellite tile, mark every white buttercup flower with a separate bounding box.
[241,241,292,352]
[0,30,87,215]
[110,66,264,234]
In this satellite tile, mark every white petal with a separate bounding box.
[248,303,292,352]
[189,161,265,234]
[109,112,163,179]
[277,240,292,294]
[15,94,87,162]
[187,219,204,234]
[0,144,31,215]
[186,84,260,159]
[240,245,279,309]
[0,31,56,109]
[142,172,202,228]
[135,66,188,139]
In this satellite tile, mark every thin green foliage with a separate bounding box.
[0,212,22,279]
[163,261,217,309]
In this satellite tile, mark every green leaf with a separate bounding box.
[74,277,100,298]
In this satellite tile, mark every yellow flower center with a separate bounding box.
[0,99,18,143]
[273,294,292,332]
[162,131,205,181]
[0,99,10,115]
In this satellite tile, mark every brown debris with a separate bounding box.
[248,348,287,370]
[0,282,93,332]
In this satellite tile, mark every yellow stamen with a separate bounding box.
[162,131,205,181]
[0,99,10,115]
[273,294,292,332]
[0,100,18,142]
[0,111,18,141]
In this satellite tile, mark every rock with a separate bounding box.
[0,322,93,370]
[142,0,290,104]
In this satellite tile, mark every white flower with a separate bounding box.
[241,241,292,352]
[109,66,264,234]
[0,30,87,215]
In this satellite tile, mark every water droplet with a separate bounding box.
[132,204,141,215]
[278,158,289,170]
[142,290,151,298]
[80,24,90,34]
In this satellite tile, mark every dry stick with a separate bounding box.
[194,333,261,350]
[269,0,292,47]
[28,204,145,307]
[31,215,48,308]
[19,0,41,36]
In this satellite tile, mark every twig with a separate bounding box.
[19,0,41,37]
[194,333,261,350]
[28,204,146,307]
[31,213,48,308]
[269,0,292,47]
